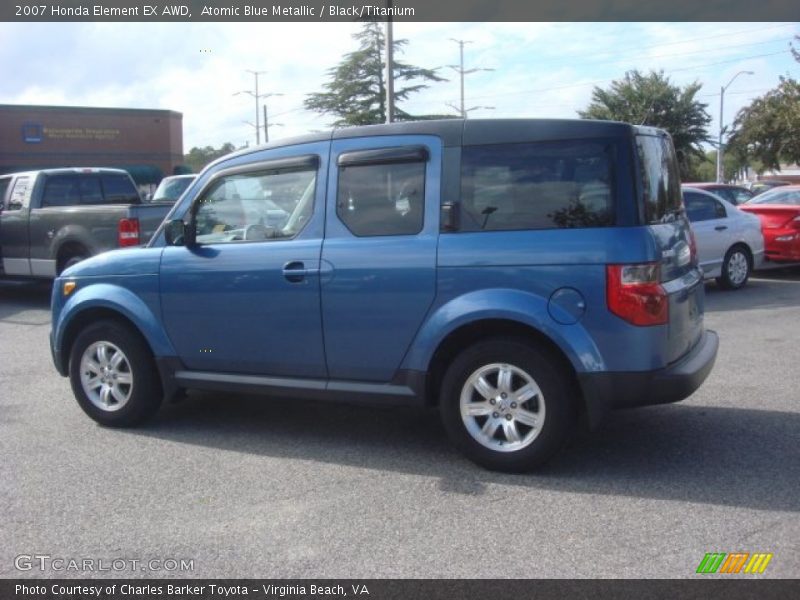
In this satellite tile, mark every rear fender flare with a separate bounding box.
[402,288,606,374]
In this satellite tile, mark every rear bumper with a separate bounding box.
[578,329,718,427]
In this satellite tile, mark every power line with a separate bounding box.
[467,50,792,102]
[533,23,796,68]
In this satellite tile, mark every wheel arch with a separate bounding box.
[54,283,176,378]
[423,318,582,410]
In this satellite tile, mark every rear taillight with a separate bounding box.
[118,218,140,247]
[606,263,668,326]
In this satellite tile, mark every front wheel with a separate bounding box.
[716,246,751,290]
[68,320,162,426]
[439,338,576,472]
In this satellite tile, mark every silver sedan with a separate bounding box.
[683,186,765,290]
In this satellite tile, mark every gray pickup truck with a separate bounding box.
[0,168,174,278]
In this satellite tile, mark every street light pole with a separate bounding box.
[716,70,753,183]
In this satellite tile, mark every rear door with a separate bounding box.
[635,133,704,362]
[320,136,441,382]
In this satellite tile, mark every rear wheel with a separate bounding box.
[716,246,751,290]
[68,320,162,426]
[439,338,576,472]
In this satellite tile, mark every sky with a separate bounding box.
[0,21,798,151]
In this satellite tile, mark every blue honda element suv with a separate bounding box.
[50,119,718,472]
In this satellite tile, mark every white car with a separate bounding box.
[683,186,765,290]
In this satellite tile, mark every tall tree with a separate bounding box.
[305,22,446,126]
[184,143,237,173]
[578,70,712,178]
[727,37,800,172]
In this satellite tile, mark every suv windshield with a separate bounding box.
[636,134,683,223]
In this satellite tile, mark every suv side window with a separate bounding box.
[459,139,615,231]
[636,134,682,224]
[194,166,316,244]
[337,155,425,237]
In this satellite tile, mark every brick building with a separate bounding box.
[0,104,184,184]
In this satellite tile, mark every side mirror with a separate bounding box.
[165,219,196,247]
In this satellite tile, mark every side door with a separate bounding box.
[684,190,731,275]
[320,136,441,382]
[160,147,329,378]
[0,175,34,276]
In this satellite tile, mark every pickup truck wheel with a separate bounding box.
[440,339,575,472]
[68,320,162,427]
[60,253,88,274]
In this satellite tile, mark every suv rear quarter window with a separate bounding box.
[636,134,683,223]
[459,139,616,231]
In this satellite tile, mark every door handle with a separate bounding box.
[282,261,319,283]
[714,225,728,231]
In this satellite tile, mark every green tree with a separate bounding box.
[727,76,800,172]
[184,143,236,173]
[726,35,800,173]
[305,22,446,126]
[578,70,712,178]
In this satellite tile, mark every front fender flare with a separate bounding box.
[53,281,175,365]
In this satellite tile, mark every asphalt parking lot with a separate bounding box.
[1,270,798,579]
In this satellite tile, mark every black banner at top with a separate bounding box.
[2,0,799,22]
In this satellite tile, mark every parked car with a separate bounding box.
[682,186,764,289]
[682,182,754,205]
[50,119,718,472]
[0,168,174,278]
[739,185,800,264]
[748,180,791,196]
[150,174,197,203]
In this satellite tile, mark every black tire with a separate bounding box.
[439,338,576,472]
[716,245,751,290]
[68,319,162,427]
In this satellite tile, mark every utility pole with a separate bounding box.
[233,69,273,146]
[385,1,395,123]
[446,39,494,118]
[261,95,283,142]
[717,70,753,183]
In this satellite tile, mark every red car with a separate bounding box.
[739,185,800,263]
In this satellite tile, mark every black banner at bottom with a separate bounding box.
[2,579,799,600]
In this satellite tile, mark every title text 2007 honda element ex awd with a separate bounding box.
[50,119,718,472]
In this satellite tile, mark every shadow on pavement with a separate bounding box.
[0,279,52,322]
[127,392,800,513]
